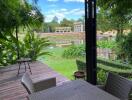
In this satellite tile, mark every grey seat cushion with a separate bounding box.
[105,73,132,99]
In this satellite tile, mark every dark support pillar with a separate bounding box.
[85,0,97,85]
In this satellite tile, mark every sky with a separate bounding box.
[36,0,84,22]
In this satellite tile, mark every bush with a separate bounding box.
[97,57,132,69]
[97,40,116,49]
[62,44,85,58]
[21,32,51,61]
[0,39,17,66]
[75,59,132,84]
[97,69,107,85]
[121,32,132,64]
[0,32,51,66]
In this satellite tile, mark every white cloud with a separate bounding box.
[45,9,65,22]
[60,8,68,12]
[64,0,84,3]
[48,4,57,7]
[45,8,84,22]
[47,0,59,2]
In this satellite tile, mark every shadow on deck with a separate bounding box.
[0,61,70,100]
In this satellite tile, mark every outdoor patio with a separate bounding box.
[0,61,69,100]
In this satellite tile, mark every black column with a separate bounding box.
[85,0,97,85]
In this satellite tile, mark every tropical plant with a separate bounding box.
[0,37,18,66]
[21,32,51,61]
[0,0,44,66]
[62,44,85,58]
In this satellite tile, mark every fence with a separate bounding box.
[97,48,116,60]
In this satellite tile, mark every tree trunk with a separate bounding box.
[16,26,20,59]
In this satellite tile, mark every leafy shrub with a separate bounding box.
[97,69,107,85]
[21,32,51,61]
[75,59,132,84]
[97,40,116,49]
[0,32,51,66]
[97,57,132,69]
[76,59,86,71]
[62,44,85,58]
[0,39,17,66]
[121,32,132,64]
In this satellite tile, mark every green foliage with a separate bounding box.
[62,45,85,58]
[97,0,132,17]
[0,32,51,66]
[75,59,132,84]
[97,69,107,84]
[21,32,51,61]
[60,18,74,31]
[121,32,132,64]
[48,21,59,32]
[0,38,17,66]
[43,18,75,32]
[97,0,132,42]
[0,0,43,39]
[114,35,127,61]
[41,47,78,80]
[76,59,86,71]
[97,63,132,75]
[97,40,116,49]
[97,57,132,69]
[97,9,113,32]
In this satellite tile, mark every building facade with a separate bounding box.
[74,22,85,32]
[55,27,72,33]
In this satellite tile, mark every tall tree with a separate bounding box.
[60,18,74,31]
[97,0,132,41]
[0,0,43,59]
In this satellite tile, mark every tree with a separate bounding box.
[0,0,43,39]
[60,18,74,31]
[120,32,132,64]
[48,19,59,32]
[97,9,113,32]
[52,16,59,23]
[77,16,85,24]
[97,0,132,41]
[0,0,44,65]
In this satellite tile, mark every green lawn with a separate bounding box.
[38,47,78,80]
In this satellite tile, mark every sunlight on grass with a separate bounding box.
[39,47,77,80]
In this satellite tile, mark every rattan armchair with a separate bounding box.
[21,72,56,94]
[97,72,132,100]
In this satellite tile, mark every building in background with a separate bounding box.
[55,27,72,33]
[74,22,85,32]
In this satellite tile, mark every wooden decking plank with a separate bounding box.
[0,61,69,100]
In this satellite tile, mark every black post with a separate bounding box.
[85,0,97,85]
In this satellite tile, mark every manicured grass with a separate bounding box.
[38,47,78,80]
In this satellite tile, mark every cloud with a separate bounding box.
[44,8,84,22]
[64,0,84,3]
[47,0,59,2]
[48,4,57,7]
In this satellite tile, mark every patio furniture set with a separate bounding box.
[21,72,132,100]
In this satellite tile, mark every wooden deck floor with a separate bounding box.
[0,61,70,100]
